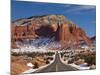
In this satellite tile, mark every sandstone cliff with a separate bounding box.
[11,15,92,49]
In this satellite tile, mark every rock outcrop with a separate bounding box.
[11,15,92,49]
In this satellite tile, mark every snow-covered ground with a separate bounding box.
[69,63,90,70]
[12,37,61,53]
[11,46,57,54]
[11,46,48,53]
[19,37,57,48]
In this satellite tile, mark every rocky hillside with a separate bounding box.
[11,15,92,49]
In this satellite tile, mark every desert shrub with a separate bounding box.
[74,53,96,66]
[64,59,66,61]
[33,62,39,68]
[46,60,50,64]
[27,53,33,57]
[68,59,74,64]
[45,52,55,56]
[47,57,53,60]
[84,55,96,65]
[60,52,64,58]
[50,57,53,60]
[12,52,22,56]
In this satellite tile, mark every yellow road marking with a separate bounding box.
[56,64,58,72]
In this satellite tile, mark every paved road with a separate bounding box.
[30,52,78,73]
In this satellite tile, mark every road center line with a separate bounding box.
[56,64,58,72]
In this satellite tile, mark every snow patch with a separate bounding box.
[27,63,34,68]
[69,63,90,70]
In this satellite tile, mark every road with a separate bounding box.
[30,52,78,73]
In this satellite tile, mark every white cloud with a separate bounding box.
[64,5,96,13]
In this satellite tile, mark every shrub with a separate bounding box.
[33,62,39,68]
[84,55,96,65]
[74,53,96,66]
[68,59,74,64]
[46,60,50,64]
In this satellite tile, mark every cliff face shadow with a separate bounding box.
[35,25,56,38]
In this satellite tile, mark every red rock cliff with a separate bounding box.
[11,15,92,49]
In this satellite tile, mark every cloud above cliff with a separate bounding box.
[62,5,96,14]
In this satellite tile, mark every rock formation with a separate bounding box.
[11,15,92,49]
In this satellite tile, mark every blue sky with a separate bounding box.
[11,0,96,37]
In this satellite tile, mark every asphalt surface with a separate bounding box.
[31,52,78,73]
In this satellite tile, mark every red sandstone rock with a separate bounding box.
[11,15,92,49]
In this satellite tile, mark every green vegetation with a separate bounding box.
[68,52,96,66]
[47,57,53,60]
[44,52,55,56]
[77,53,96,66]
[12,51,55,58]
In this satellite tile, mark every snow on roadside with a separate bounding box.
[69,63,90,70]
[27,63,34,68]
